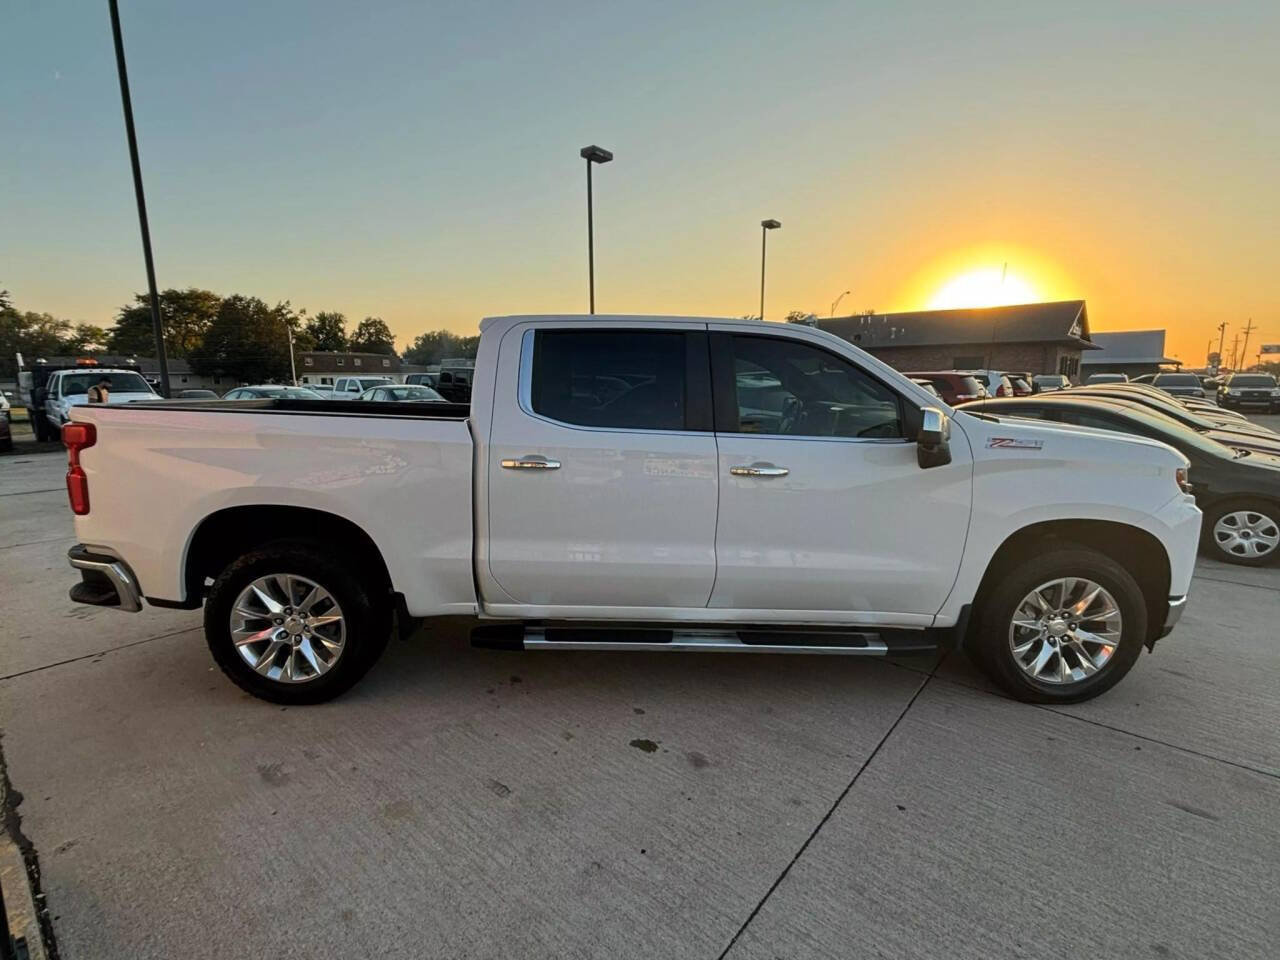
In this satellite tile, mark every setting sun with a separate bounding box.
[927,267,1041,310]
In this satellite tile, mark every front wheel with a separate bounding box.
[968,547,1148,704]
[1202,499,1280,566]
[205,541,391,704]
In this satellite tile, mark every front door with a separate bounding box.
[485,323,719,610]
[707,329,971,621]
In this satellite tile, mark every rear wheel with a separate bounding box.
[204,541,391,703]
[969,547,1148,704]
[1203,499,1280,566]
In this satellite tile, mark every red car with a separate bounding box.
[904,372,988,405]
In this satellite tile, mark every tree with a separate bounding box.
[348,316,396,355]
[69,323,108,353]
[189,295,293,383]
[402,330,480,366]
[304,311,348,352]
[106,288,220,357]
[0,298,90,378]
[784,311,817,325]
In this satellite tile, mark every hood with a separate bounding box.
[1205,430,1280,455]
[956,410,1189,470]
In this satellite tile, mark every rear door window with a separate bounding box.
[530,329,694,431]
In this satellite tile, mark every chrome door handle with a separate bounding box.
[501,455,561,470]
[730,463,789,477]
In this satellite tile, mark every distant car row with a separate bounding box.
[978,382,1280,567]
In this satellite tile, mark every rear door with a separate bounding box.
[485,323,719,609]
[707,329,972,621]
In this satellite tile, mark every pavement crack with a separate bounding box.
[1190,573,1277,592]
[714,656,942,960]
[0,626,200,682]
[0,488,64,497]
[1,733,63,959]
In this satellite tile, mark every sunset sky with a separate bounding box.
[4,1,1277,364]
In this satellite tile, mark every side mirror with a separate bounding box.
[917,405,952,469]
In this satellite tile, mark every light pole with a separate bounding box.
[109,0,171,398]
[759,219,781,320]
[286,324,298,386]
[830,289,851,317]
[580,145,613,314]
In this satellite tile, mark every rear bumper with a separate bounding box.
[68,544,143,612]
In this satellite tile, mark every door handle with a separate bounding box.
[501,455,561,470]
[730,463,789,477]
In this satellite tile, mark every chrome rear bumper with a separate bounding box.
[68,544,143,612]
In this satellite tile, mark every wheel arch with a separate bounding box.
[182,505,394,605]
[967,519,1171,648]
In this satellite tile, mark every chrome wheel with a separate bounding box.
[1008,577,1122,685]
[230,574,346,684]
[1213,509,1279,559]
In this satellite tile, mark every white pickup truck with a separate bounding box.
[63,315,1201,705]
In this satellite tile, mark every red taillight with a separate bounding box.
[997,385,1009,397]
[62,422,96,515]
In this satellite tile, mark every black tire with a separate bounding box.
[204,540,391,704]
[968,546,1148,704]
[1201,499,1280,567]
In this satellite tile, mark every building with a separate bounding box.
[136,357,228,393]
[819,300,1097,377]
[296,351,407,386]
[1078,330,1180,379]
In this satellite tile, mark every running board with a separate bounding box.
[471,625,940,656]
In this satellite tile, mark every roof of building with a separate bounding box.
[819,300,1098,350]
[1079,330,1179,366]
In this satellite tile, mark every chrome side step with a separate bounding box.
[508,626,891,656]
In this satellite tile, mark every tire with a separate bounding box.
[1201,499,1280,567]
[968,546,1148,704]
[204,540,391,704]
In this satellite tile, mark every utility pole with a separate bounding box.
[1229,333,1241,371]
[1215,321,1228,371]
[109,0,171,397]
[1240,318,1256,370]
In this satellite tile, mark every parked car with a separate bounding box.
[1010,377,1033,397]
[1131,374,1156,384]
[221,385,325,400]
[1074,384,1280,455]
[902,371,987,405]
[965,370,1015,398]
[910,378,941,399]
[977,394,1280,566]
[1085,372,1129,385]
[404,373,441,389]
[357,384,448,402]
[0,391,11,452]
[1032,374,1071,393]
[331,376,394,398]
[433,368,473,403]
[40,368,159,435]
[306,384,336,398]
[171,389,220,400]
[64,315,1199,707]
[1151,372,1206,399]
[1218,374,1279,412]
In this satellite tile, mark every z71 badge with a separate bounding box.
[987,437,1045,450]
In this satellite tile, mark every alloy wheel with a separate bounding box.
[1008,577,1122,685]
[230,574,346,683]
[1212,509,1280,560]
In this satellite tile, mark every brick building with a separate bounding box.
[819,300,1098,377]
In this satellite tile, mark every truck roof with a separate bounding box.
[479,313,755,331]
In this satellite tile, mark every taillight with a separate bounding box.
[63,422,96,515]
[1176,467,1193,494]
[997,385,1009,397]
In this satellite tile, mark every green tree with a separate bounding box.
[349,316,396,355]
[0,296,89,378]
[784,311,817,325]
[304,311,348,352]
[106,288,221,357]
[402,330,480,366]
[189,295,293,383]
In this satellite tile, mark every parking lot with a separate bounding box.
[2,418,1278,959]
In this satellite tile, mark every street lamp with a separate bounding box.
[830,289,851,317]
[580,145,613,314]
[759,219,781,320]
[109,0,171,397]
[286,324,298,386]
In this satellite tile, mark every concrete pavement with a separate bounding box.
[2,441,1278,959]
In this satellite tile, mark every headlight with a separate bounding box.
[1176,467,1193,494]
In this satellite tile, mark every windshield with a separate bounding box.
[357,378,392,390]
[1229,375,1276,388]
[1154,373,1198,386]
[58,372,154,396]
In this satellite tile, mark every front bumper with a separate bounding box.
[68,544,142,612]
[1157,595,1187,640]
